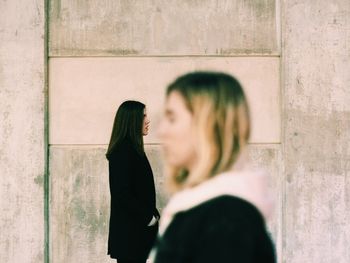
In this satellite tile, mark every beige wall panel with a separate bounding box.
[146,145,169,210]
[50,143,281,262]
[49,145,165,263]
[49,57,280,145]
[247,144,282,263]
[49,0,278,56]
[0,0,45,262]
[50,146,114,263]
[283,1,350,262]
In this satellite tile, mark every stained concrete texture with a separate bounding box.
[282,1,350,262]
[49,146,114,263]
[49,0,278,56]
[49,145,165,263]
[49,144,281,262]
[49,57,280,145]
[247,144,282,263]
[0,0,45,262]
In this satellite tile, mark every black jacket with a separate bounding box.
[153,195,276,263]
[107,139,159,260]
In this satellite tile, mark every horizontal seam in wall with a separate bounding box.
[49,142,282,147]
[48,54,281,59]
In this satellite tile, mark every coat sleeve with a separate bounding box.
[109,145,154,226]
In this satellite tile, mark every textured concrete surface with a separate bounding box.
[49,144,281,262]
[49,146,114,263]
[49,57,280,145]
[0,0,45,262]
[49,145,165,263]
[1,0,347,262]
[282,1,350,262]
[49,0,278,56]
[247,144,282,262]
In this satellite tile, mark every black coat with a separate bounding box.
[153,196,276,263]
[107,139,159,260]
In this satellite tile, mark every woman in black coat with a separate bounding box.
[106,100,160,263]
[150,72,276,262]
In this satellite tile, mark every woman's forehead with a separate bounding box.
[167,91,186,107]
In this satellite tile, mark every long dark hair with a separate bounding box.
[106,100,145,159]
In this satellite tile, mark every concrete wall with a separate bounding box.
[49,0,277,56]
[1,0,349,262]
[0,0,46,262]
[49,57,280,145]
[48,56,281,261]
[282,1,350,262]
[48,0,282,262]
[48,59,282,262]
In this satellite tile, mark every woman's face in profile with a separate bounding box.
[158,91,197,171]
[142,108,150,136]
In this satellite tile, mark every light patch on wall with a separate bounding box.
[49,57,280,145]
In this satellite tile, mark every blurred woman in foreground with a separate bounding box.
[150,72,276,263]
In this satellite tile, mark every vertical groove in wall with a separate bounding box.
[275,0,282,54]
[279,0,286,262]
[44,0,50,262]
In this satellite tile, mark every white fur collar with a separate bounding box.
[158,169,274,236]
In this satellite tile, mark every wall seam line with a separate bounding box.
[44,0,50,262]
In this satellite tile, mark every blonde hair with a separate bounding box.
[165,72,250,193]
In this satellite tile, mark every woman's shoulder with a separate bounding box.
[108,139,136,159]
[172,195,266,232]
[199,194,255,208]
[164,196,269,249]
[163,196,275,263]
